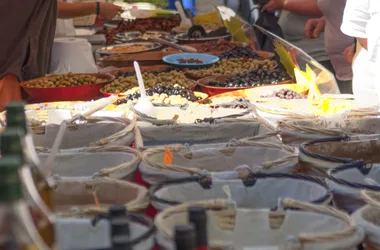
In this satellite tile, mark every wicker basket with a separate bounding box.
[32,116,136,150]
[140,134,298,185]
[39,145,140,181]
[155,199,364,250]
[54,177,153,250]
[351,190,380,250]
[299,136,380,177]
[150,172,332,211]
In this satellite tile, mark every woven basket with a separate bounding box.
[38,145,140,181]
[278,117,380,146]
[32,116,136,150]
[54,177,153,250]
[155,199,364,250]
[140,135,298,185]
[137,119,276,150]
[298,136,380,178]
[150,173,332,212]
[326,161,380,214]
[56,213,154,250]
[53,177,148,215]
[351,190,380,250]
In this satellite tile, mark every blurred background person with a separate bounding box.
[305,0,354,94]
[56,0,122,36]
[261,0,331,71]
[0,0,57,110]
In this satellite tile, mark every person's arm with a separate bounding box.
[57,2,97,19]
[357,37,368,50]
[57,2,122,20]
[261,0,323,16]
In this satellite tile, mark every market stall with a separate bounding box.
[2,1,380,250]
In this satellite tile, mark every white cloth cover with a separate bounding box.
[32,122,134,150]
[152,179,329,211]
[38,151,138,180]
[352,205,380,249]
[56,218,154,250]
[326,164,380,213]
[49,37,98,74]
[140,145,298,185]
[156,208,364,250]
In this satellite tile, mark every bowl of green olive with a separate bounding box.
[21,73,115,102]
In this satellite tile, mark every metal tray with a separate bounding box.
[97,42,163,56]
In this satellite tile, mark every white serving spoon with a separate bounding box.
[133,61,156,118]
[175,1,192,29]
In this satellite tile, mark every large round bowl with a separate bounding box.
[198,75,292,97]
[21,74,115,102]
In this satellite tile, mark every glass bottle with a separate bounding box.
[0,156,50,250]
[5,102,55,210]
[188,206,208,250]
[174,224,196,250]
[0,129,55,248]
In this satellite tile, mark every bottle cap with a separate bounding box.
[109,205,126,218]
[0,156,23,202]
[174,224,196,250]
[188,206,208,247]
[0,128,25,162]
[5,102,27,135]
[111,217,130,237]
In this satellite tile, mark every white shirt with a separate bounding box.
[341,0,379,106]
[341,0,369,39]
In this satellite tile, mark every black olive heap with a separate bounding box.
[261,89,307,99]
[208,68,290,88]
[116,84,202,105]
[219,46,260,59]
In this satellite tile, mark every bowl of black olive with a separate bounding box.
[197,67,292,96]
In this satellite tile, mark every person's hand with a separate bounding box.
[305,17,325,39]
[99,3,122,20]
[344,43,355,64]
[261,0,284,13]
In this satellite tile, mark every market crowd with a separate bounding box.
[0,0,378,109]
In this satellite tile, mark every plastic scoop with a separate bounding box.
[133,61,156,118]
[175,1,192,29]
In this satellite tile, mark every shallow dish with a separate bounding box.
[162,53,219,68]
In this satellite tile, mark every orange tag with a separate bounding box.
[93,190,100,208]
[163,146,173,165]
